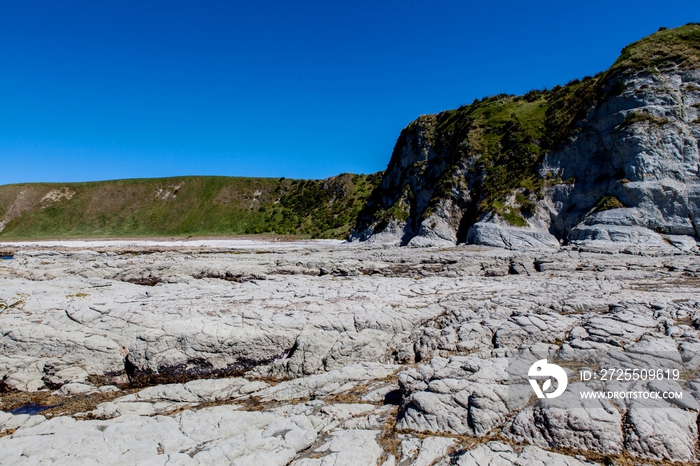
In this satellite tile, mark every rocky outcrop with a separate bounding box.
[542,66,700,253]
[2,241,700,464]
[350,25,700,252]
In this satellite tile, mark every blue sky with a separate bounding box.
[1,1,699,185]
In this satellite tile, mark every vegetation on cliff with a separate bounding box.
[355,23,700,232]
[612,23,700,73]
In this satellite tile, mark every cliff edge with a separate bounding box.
[350,24,700,253]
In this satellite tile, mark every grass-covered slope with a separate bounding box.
[0,174,381,240]
[612,23,700,73]
[354,23,700,234]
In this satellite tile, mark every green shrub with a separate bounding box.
[621,111,669,127]
[521,199,537,215]
[609,80,626,96]
[595,195,624,212]
[503,208,527,227]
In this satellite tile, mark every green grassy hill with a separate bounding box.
[0,173,381,240]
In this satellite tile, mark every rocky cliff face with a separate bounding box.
[544,67,700,251]
[350,24,700,252]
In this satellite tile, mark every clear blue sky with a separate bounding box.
[1,1,699,185]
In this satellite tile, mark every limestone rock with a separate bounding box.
[291,429,382,466]
[400,436,456,466]
[436,441,599,466]
[0,411,46,434]
[1,240,700,464]
[623,391,698,463]
[397,356,529,436]
[505,383,624,454]
[467,222,561,251]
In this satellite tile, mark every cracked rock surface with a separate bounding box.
[1,242,700,464]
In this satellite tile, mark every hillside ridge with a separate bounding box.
[0,173,381,240]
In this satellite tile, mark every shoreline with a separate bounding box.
[0,237,344,253]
